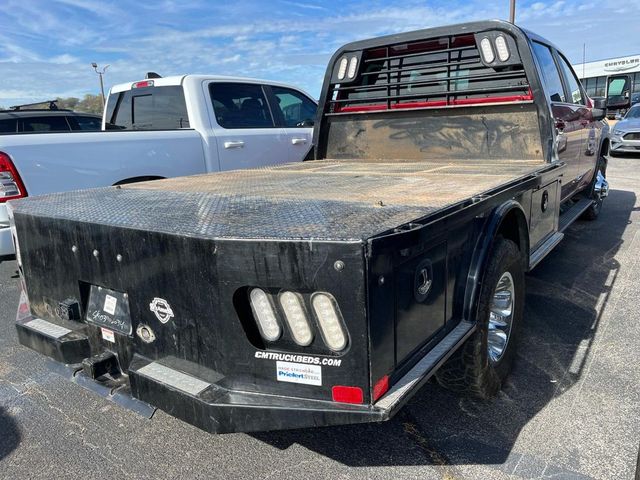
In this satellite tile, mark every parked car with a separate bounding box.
[0,75,317,258]
[0,101,102,134]
[8,20,610,434]
[610,104,640,155]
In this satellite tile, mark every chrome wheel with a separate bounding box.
[487,271,515,363]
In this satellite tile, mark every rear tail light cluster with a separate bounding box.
[279,292,313,346]
[311,294,348,351]
[0,152,27,203]
[249,288,348,352]
[249,288,281,341]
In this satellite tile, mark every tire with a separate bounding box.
[581,155,607,221]
[435,237,524,399]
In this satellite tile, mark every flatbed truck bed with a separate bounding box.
[7,20,610,434]
[14,158,549,242]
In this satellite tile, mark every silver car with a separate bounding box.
[611,105,640,155]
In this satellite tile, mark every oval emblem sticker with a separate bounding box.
[149,297,174,323]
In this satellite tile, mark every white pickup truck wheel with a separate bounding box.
[582,156,609,221]
[435,237,525,398]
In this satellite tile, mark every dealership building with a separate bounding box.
[572,54,640,98]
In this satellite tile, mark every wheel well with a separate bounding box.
[496,208,529,259]
[113,176,165,186]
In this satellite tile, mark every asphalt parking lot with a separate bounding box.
[1,156,639,480]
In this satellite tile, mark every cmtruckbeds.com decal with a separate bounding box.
[255,351,342,367]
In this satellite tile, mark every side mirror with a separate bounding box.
[593,98,607,109]
[591,108,606,121]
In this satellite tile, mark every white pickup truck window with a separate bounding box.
[209,83,275,129]
[271,86,317,127]
[106,86,190,130]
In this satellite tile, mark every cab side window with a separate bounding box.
[0,118,17,134]
[210,83,274,129]
[557,54,585,105]
[75,116,102,131]
[270,86,317,127]
[532,42,566,103]
[21,116,70,132]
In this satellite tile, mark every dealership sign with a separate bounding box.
[604,57,640,72]
[574,54,640,79]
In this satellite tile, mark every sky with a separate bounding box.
[0,0,639,107]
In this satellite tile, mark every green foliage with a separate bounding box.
[55,94,104,114]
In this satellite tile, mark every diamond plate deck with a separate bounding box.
[24,318,72,339]
[136,362,211,396]
[12,159,546,241]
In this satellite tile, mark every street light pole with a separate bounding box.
[509,0,516,23]
[91,63,110,108]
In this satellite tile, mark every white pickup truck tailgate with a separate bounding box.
[0,130,207,196]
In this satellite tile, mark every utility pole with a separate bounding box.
[91,63,110,108]
[582,43,586,80]
[509,0,516,23]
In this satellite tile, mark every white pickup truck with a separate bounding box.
[0,75,317,257]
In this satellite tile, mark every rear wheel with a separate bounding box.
[435,237,524,398]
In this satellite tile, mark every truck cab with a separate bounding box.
[104,75,318,169]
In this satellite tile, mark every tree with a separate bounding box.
[55,97,80,110]
[55,94,103,115]
[79,94,104,115]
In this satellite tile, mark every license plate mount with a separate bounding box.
[85,286,132,336]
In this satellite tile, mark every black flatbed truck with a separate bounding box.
[7,20,610,433]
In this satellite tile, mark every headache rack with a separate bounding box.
[328,33,532,114]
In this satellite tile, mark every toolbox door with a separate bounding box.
[394,242,447,362]
[530,180,560,249]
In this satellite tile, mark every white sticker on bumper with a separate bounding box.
[101,327,115,343]
[276,361,322,386]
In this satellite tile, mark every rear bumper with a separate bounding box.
[15,305,384,433]
[0,204,14,257]
[0,226,14,257]
[129,358,383,433]
[16,304,477,433]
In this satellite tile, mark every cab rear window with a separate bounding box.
[106,86,190,130]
